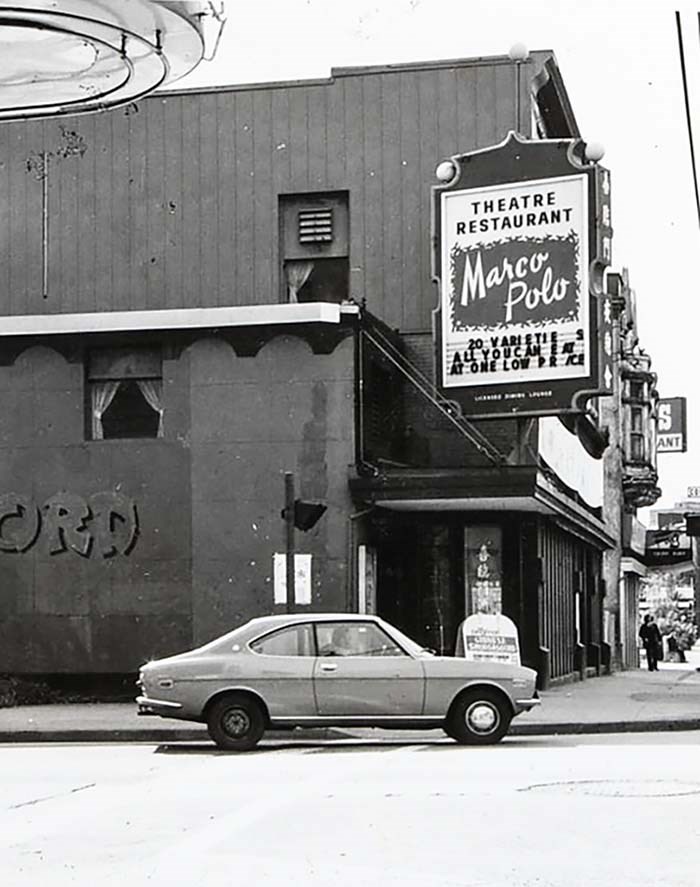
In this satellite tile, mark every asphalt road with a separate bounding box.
[3,733,700,887]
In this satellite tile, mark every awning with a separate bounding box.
[350,464,614,550]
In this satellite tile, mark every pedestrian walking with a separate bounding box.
[639,614,663,671]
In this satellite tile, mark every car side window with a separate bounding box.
[249,624,314,656]
[316,622,407,657]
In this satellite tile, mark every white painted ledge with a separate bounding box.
[0,302,360,336]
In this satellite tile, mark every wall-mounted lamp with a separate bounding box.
[435,160,457,183]
[584,142,606,163]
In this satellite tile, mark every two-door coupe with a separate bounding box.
[136,613,540,750]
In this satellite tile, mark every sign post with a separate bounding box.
[284,472,295,615]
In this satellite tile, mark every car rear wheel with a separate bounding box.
[446,689,512,745]
[207,694,265,751]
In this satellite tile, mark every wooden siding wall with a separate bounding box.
[538,521,582,679]
[0,59,523,331]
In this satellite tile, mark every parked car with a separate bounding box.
[136,613,540,750]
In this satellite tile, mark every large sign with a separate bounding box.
[433,132,612,418]
[657,397,687,453]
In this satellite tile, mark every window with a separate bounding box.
[630,406,646,462]
[87,347,163,440]
[628,380,645,402]
[250,624,314,656]
[315,622,406,657]
[280,192,349,303]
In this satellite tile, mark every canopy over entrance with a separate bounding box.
[0,1,225,120]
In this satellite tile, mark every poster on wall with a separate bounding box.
[273,553,312,605]
[433,133,612,418]
[464,525,502,615]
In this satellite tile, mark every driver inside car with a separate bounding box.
[321,625,356,657]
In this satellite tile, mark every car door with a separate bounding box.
[312,620,424,716]
[247,622,317,717]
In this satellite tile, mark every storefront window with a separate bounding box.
[464,525,503,615]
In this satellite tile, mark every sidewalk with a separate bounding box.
[1,652,699,744]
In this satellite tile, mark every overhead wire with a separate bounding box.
[675,10,700,230]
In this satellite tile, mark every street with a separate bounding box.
[2,733,700,887]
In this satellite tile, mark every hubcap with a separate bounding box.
[466,701,499,734]
[222,707,251,738]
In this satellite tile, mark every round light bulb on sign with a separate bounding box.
[508,43,529,62]
[436,160,457,183]
[584,142,606,163]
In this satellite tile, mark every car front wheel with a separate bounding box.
[446,689,512,745]
[206,694,265,751]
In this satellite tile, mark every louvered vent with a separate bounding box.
[298,207,333,244]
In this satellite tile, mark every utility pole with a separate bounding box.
[284,472,295,614]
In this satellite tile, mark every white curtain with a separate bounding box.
[137,379,164,438]
[285,260,314,303]
[91,380,120,440]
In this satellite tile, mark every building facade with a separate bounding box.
[1,52,617,681]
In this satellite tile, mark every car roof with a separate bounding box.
[246,613,382,629]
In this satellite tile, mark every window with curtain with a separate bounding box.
[87,346,164,441]
[279,192,349,303]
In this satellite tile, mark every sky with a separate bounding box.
[172,0,700,516]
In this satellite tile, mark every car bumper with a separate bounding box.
[136,695,184,716]
[514,694,541,712]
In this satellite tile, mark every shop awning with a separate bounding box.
[350,465,615,550]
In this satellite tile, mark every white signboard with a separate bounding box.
[273,553,312,605]
[455,614,521,666]
[440,174,589,390]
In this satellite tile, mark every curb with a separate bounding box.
[510,718,700,736]
[2,719,700,743]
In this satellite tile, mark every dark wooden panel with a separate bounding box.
[125,104,149,311]
[362,75,384,319]
[216,91,237,305]
[308,84,328,188]
[288,86,309,189]
[0,123,11,313]
[163,95,185,309]
[199,92,220,306]
[9,124,32,313]
[252,89,274,303]
[325,78,347,187]
[343,75,365,305]
[380,72,402,327]
[180,96,202,308]
[234,90,255,303]
[145,96,167,309]
[76,115,97,315]
[398,72,422,331]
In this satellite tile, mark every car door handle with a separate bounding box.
[319,663,338,672]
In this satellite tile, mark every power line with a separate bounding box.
[675,10,700,230]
